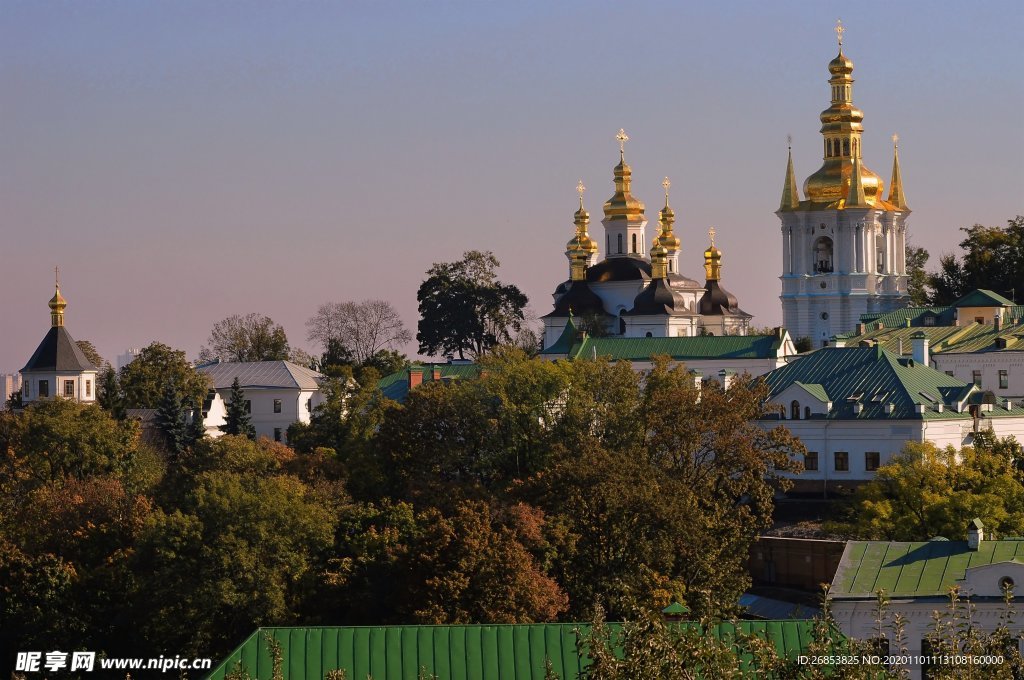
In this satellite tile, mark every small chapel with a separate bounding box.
[541,131,751,350]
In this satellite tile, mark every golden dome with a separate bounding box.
[804,157,885,207]
[703,227,722,280]
[49,283,67,327]
[828,50,854,75]
[654,181,681,251]
[567,201,599,256]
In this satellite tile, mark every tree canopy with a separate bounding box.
[417,250,528,360]
[306,299,411,367]
[118,342,209,409]
[927,216,1023,304]
[199,313,290,363]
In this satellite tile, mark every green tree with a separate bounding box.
[119,342,209,409]
[905,240,931,306]
[154,379,188,458]
[199,313,290,362]
[928,216,1024,304]
[185,401,207,448]
[75,339,107,370]
[221,377,256,439]
[417,250,528,360]
[97,365,126,419]
[830,439,1024,541]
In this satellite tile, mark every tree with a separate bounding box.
[97,366,126,419]
[927,216,1024,304]
[830,439,1024,541]
[75,340,108,370]
[905,240,931,306]
[185,402,207,448]
[154,380,188,458]
[199,313,290,363]
[220,377,256,439]
[417,250,528,360]
[306,300,412,366]
[119,342,209,409]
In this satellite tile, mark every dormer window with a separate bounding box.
[791,400,801,420]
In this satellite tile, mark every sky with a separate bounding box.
[2,0,1022,372]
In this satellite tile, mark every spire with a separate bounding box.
[703,228,722,281]
[602,128,645,222]
[846,153,868,208]
[779,140,800,210]
[566,180,598,281]
[887,133,909,210]
[654,176,681,251]
[49,266,67,327]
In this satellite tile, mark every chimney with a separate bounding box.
[995,313,1002,331]
[408,366,424,389]
[967,518,984,550]
[935,403,944,413]
[914,403,926,414]
[856,322,866,335]
[431,366,442,381]
[911,331,929,365]
[718,369,733,390]
[898,337,904,355]
[1005,399,1015,411]
[884,403,895,414]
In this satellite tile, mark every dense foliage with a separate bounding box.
[0,352,802,671]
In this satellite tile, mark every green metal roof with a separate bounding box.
[761,346,975,420]
[952,289,1016,308]
[843,319,1024,356]
[205,621,826,680]
[793,381,830,403]
[540,316,579,356]
[556,334,783,362]
[832,540,1024,598]
[378,363,480,402]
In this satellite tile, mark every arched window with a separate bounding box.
[813,236,834,273]
[617,233,623,254]
[805,406,811,419]
[668,260,674,273]
[645,331,653,338]
[632,233,637,253]
[791,400,801,420]
[827,139,833,157]
[843,139,850,156]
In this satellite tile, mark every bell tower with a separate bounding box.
[778,22,910,347]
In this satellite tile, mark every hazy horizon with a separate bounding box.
[3,0,1022,372]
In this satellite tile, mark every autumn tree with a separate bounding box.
[417,250,528,360]
[119,342,209,409]
[199,313,290,363]
[306,300,411,367]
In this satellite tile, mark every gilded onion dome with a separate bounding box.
[603,130,645,222]
[49,283,67,327]
[654,178,681,251]
[704,239,722,281]
[566,182,599,281]
[802,46,887,208]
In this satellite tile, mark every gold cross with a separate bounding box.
[787,134,793,149]
[55,265,60,287]
[616,128,629,156]
[662,176,671,200]
[708,227,716,246]
[892,133,899,147]
[835,19,844,48]
[577,179,586,207]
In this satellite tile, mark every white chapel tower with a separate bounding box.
[778,22,910,347]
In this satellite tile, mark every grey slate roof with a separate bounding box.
[197,360,324,390]
[21,326,96,373]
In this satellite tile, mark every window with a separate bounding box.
[843,139,850,156]
[617,234,623,254]
[924,316,936,326]
[865,451,880,471]
[85,380,92,397]
[999,370,1009,390]
[813,237,834,273]
[64,380,75,397]
[972,370,982,387]
[632,233,637,253]
[23,382,29,398]
[306,398,312,413]
[834,451,849,472]
[805,406,811,419]
[790,400,801,420]
[945,370,954,377]
[804,452,818,471]
[273,427,282,442]
[668,260,673,273]
[975,316,984,324]
[244,400,252,414]
[273,399,282,414]
[39,380,49,398]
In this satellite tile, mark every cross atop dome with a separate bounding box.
[616,128,629,160]
[835,19,844,48]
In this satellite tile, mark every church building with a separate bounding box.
[20,278,98,404]
[778,23,910,347]
[542,131,750,349]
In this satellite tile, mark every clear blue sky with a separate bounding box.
[2,0,1021,370]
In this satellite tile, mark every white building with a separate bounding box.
[2,374,22,402]
[117,348,142,370]
[830,523,1024,679]
[778,42,910,347]
[196,360,325,442]
[759,344,1024,495]
[542,139,750,350]
[20,282,98,405]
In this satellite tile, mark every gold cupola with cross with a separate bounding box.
[566,180,599,280]
[601,129,648,258]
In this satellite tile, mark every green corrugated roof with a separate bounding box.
[843,320,1024,356]
[205,621,827,680]
[859,306,954,328]
[832,540,1024,598]
[540,316,580,356]
[953,289,1016,308]
[562,334,782,362]
[378,363,480,402]
[762,347,975,420]
[793,381,830,402]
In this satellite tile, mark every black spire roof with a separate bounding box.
[543,280,608,319]
[624,278,691,316]
[699,280,746,317]
[22,326,96,372]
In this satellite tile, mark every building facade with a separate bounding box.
[778,39,910,346]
